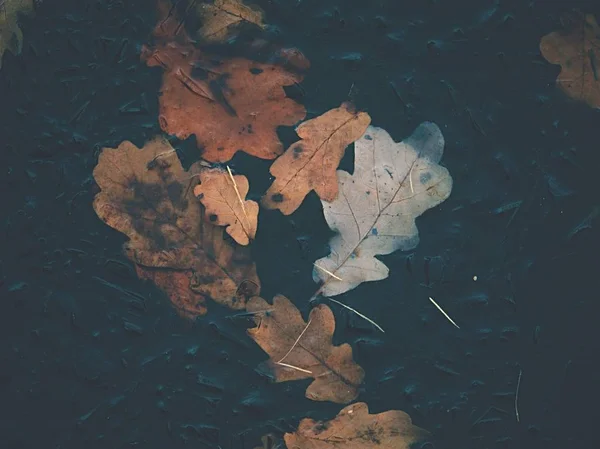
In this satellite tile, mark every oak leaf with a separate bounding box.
[92,137,260,319]
[313,123,453,297]
[540,13,600,109]
[246,294,364,404]
[284,402,429,449]
[262,103,371,215]
[0,0,34,70]
[193,168,258,246]
[141,3,307,162]
[198,0,266,43]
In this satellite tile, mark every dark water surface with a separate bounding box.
[1,0,599,448]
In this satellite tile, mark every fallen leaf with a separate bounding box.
[92,136,260,318]
[262,103,371,215]
[254,434,281,449]
[284,402,430,449]
[246,294,364,404]
[198,0,265,43]
[141,2,307,162]
[540,13,600,108]
[313,123,453,297]
[0,0,34,70]
[193,168,258,245]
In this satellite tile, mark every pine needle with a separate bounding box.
[327,298,385,333]
[313,263,343,281]
[277,318,312,364]
[515,368,522,422]
[428,296,460,329]
[275,362,312,375]
[226,165,251,232]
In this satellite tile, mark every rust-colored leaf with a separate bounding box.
[246,294,364,404]
[0,0,34,70]
[92,136,260,319]
[135,267,208,319]
[141,2,307,162]
[262,103,371,215]
[540,12,600,108]
[198,0,266,43]
[284,402,430,449]
[193,168,258,246]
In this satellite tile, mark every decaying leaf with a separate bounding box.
[246,294,364,404]
[262,103,371,215]
[284,402,430,449]
[313,123,453,297]
[0,0,34,70]
[92,137,260,319]
[193,168,258,246]
[254,434,282,449]
[141,2,307,162]
[540,13,600,108]
[198,0,266,43]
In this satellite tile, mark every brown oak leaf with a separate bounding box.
[92,136,260,319]
[141,2,307,162]
[246,294,364,404]
[262,103,371,215]
[198,0,266,43]
[284,402,430,449]
[193,168,258,246]
[540,13,600,108]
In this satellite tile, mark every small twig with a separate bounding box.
[327,298,385,333]
[277,318,312,363]
[313,263,343,281]
[226,165,251,231]
[515,368,522,422]
[428,296,460,329]
[275,362,312,375]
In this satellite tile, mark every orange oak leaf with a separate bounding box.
[284,402,430,449]
[540,13,600,108]
[193,168,258,246]
[262,103,371,215]
[92,136,260,319]
[246,294,364,404]
[197,0,266,43]
[141,2,307,162]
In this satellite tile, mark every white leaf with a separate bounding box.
[313,122,453,296]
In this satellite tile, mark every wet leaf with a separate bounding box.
[246,294,364,404]
[284,402,430,449]
[193,168,258,246]
[313,123,453,297]
[262,103,371,215]
[198,0,266,43]
[540,13,600,108]
[141,2,307,162]
[92,137,260,319]
[0,0,34,70]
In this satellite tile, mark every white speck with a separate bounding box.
[473,275,478,281]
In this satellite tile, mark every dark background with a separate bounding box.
[1,0,599,448]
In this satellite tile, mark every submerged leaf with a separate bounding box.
[263,103,371,215]
[92,137,259,318]
[198,0,266,43]
[141,3,307,162]
[540,13,600,108]
[193,168,258,246]
[284,402,429,449]
[0,0,34,70]
[313,123,453,296]
[246,295,364,404]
